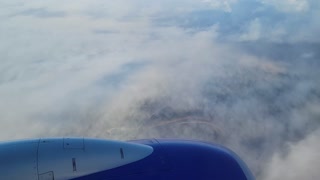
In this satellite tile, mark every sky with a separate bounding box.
[1,0,320,179]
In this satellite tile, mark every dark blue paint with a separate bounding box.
[71,139,254,180]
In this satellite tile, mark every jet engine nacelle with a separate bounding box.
[0,138,254,180]
[0,138,153,180]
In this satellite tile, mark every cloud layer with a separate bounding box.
[1,0,319,179]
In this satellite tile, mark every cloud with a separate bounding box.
[263,130,320,180]
[262,0,310,13]
[152,0,320,43]
[239,18,262,41]
[0,0,320,179]
[202,0,238,12]
[13,8,66,18]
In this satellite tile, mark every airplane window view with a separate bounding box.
[0,1,319,179]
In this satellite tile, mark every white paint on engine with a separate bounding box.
[0,139,39,180]
[0,138,154,180]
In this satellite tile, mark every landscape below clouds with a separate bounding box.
[0,0,319,179]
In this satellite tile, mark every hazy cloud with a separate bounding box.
[262,0,310,13]
[0,0,319,179]
[202,0,238,12]
[13,8,66,18]
[263,130,320,180]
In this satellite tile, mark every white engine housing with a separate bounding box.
[0,138,153,180]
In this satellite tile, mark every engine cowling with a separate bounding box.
[0,138,153,180]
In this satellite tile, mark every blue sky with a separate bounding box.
[0,0,320,179]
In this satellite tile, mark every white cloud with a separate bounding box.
[202,0,238,12]
[239,18,262,41]
[264,129,320,180]
[262,0,310,13]
[0,0,320,179]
